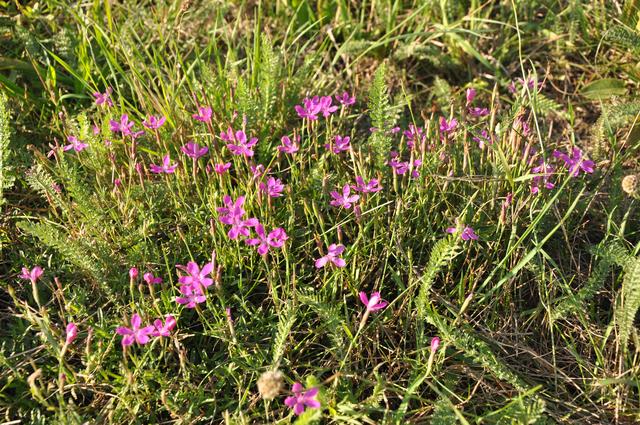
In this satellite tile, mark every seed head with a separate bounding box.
[621,174,638,196]
[257,370,283,400]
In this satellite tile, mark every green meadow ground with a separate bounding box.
[2,0,640,423]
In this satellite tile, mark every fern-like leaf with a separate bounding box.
[271,303,295,368]
[615,255,640,350]
[367,64,396,171]
[0,91,14,207]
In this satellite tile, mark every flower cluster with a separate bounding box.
[116,313,176,347]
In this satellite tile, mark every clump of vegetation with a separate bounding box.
[1,1,639,424]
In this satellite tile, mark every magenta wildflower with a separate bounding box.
[531,160,555,194]
[109,114,134,135]
[553,147,595,177]
[315,243,346,268]
[219,127,234,142]
[411,159,422,179]
[468,107,489,117]
[116,314,155,347]
[473,129,491,149]
[330,184,360,209]
[259,177,284,198]
[295,96,322,120]
[359,291,388,312]
[431,336,440,352]
[226,130,258,157]
[192,106,212,123]
[143,272,163,285]
[245,223,288,255]
[217,195,259,239]
[129,267,139,279]
[19,266,44,284]
[389,158,410,175]
[63,136,88,152]
[278,135,300,154]
[319,96,338,117]
[466,88,476,105]
[284,383,321,416]
[446,225,479,241]
[250,164,266,178]
[181,141,209,160]
[403,124,425,149]
[149,154,178,174]
[214,162,232,174]
[152,315,176,337]
[142,115,166,130]
[175,284,207,308]
[65,322,78,345]
[177,261,214,290]
[325,135,351,154]
[93,87,113,107]
[92,125,100,135]
[336,91,356,106]
[353,176,382,193]
[439,117,458,133]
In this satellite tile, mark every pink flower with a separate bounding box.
[192,106,212,123]
[259,177,284,198]
[430,336,440,352]
[278,135,300,154]
[142,115,166,130]
[389,158,409,175]
[553,147,595,177]
[63,135,88,152]
[315,243,346,268]
[531,161,555,194]
[226,130,258,157]
[319,96,338,117]
[294,96,322,120]
[284,383,321,416]
[152,315,176,337]
[177,261,214,290]
[214,162,232,174]
[245,223,288,255]
[219,127,234,142]
[143,272,162,285]
[473,129,491,149]
[129,267,139,279]
[116,314,155,347]
[250,164,265,178]
[353,176,382,193]
[439,117,458,133]
[446,225,479,241]
[466,88,476,105]
[468,107,489,117]
[175,284,207,308]
[325,135,350,154]
[359,291,388,312]
[411,159,422,179]
[403,125,425,149]
[150,154,178,174]
[93,87,113,107]
[330,184,359,209]
[335,91,355,106]
[65,323,78,345]
[19,266,44,284]
[216,195,259,240]
[109,114,134,135]
[181,141,209,160]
